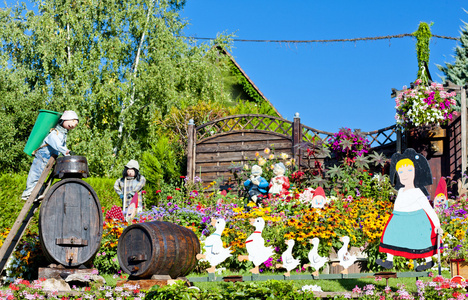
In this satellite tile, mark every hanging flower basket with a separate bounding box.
[395,79,458,131]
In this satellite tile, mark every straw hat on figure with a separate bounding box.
[22,110,79,200]
[376,148,442,272]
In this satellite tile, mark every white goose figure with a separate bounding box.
[238,217,274,274]
[276,239,301,276]
[303,237,329,276]
[196,218,232,273]
[336,236,357,274]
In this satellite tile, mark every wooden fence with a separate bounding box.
[186,113,402,188]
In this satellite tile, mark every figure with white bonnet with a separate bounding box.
[22,110,79,200]
[114,160,146,212]
[243,165,269,206]
[268,162,290,196]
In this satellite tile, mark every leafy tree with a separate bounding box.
[0,0,233,176]
[438,14,468,86]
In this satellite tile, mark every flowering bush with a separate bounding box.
[439,198,468,261]
[3,229,48,283]
[395,79,457,130]
[328,127,370,164]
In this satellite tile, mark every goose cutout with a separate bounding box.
[332,236,357,274]
[238,217,274,274]
[275,239,301,276]
[303,237,329,276]
[196,218,232,273]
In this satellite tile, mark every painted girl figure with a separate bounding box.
[376,148,442,272]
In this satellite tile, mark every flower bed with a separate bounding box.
[1,275,468,299]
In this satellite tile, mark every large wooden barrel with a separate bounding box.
[39,178,102,267]
[117,221,200,279]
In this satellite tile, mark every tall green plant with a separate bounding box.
[413,22,433,80]
[141,135,181,206]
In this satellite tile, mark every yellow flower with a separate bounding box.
[255,152,260,157]
[258,157,266,166]
[243,164,250,170]
[264,148,271,154]
[269,154,275,160]
[280,153,289,160]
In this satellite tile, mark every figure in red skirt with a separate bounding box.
[376,148,442,272]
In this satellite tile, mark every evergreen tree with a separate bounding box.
[438,18,468,86]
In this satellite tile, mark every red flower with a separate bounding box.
[156,190,161,193]
[180,176,185,179]
[141,190,147,194]
[175,188,181,191]
[9,283,19,291]
[167,195,173,200]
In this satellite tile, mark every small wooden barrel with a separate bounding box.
[117,221,200,279]
[53,155,89,179]
[39,178,102,267]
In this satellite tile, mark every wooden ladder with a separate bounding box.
[0,156,56,276]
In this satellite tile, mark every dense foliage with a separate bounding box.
[0,0,233,177]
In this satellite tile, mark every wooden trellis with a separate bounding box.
[186,114,402,186]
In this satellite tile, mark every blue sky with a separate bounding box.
[180,0,467,133]
[3,0,467,133]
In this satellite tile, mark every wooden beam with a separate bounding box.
[462,86,467,173]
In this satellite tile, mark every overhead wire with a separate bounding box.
[184,33,459,43]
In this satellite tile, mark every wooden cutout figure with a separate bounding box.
[238,217,274,274]
[268,162,290,196]
[303,237,329,276]
[275,239,300,276]
[125,192,139,222]
[434,178,448,210]
[332,236,357,274]
[376,148,442,272]
[196,218,232,273]
[311,187,327,208]
[244,165,269,206]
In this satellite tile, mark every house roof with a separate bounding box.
[216,46,283,117]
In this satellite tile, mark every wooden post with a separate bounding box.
[396,128,402,153]
[462,85,467,174]
[293,113,302,167]
[0,156,56,274]
[186,119,196,182]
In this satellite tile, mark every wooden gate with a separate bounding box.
[186,114,401,187]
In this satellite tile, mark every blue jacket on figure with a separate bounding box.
[244,165,269,205]
[21,110,79,200]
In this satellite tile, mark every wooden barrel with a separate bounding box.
[53,155,89,179]
[117,221,200,279]
[39,178,102,267]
